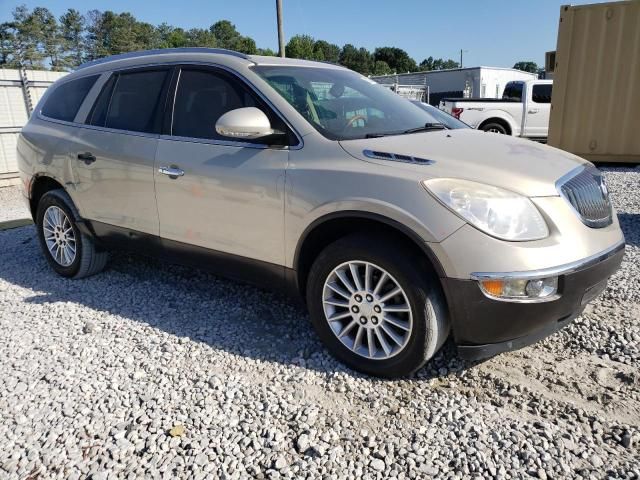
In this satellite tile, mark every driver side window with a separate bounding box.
[172,68,282,143]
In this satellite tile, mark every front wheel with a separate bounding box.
[306,234,450,378]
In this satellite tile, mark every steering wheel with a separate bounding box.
[343,115,367,131]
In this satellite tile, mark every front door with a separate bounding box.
[523,83,552,138]
[72,68,172,235]
[153,66,291,265]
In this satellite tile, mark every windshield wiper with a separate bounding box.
[364,123,447,139]
[402,123,447,134]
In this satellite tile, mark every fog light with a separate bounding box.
[478,276,558,301]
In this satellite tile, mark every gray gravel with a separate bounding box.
[0,166,638,479]
[0,185,30,223]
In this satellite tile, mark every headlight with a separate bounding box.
[423,178,549,241]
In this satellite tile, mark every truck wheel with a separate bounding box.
[481,122,508,134]
[36,189,108,279]
[306,234,450,378]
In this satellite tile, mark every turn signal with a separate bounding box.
[478,277,558,301]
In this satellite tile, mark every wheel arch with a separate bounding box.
[28,174,67,221]
[293,211,447,298]
[478,115,514,135]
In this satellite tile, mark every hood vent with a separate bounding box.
[363,149,434,165]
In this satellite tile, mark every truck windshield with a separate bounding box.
[252,65,442,141]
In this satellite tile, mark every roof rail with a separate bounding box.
[76,48,250,70]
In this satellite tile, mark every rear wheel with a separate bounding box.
[36,190,108,278]
[481,122,508,135]
[306,234,449,378]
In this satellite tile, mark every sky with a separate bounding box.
[0,0,609,68]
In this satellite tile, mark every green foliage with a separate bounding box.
[373,60,392,76]
[374,47,417,73]
[0,4,456,75]
[285,34,315,59]
[313,40,340,63]
[513,61,538,73]
[339,44,373,75]
[419,56,460,71]
[210,20,256,54]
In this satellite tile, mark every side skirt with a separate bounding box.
[83,220,300,298]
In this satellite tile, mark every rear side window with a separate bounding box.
[171,68,283,142]
[41,75,99,122]
[532,84,552,104]
[502,82,523,102]
[87,75,116,127]
[99,69,169,133]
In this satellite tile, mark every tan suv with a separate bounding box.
[18,48,624,377]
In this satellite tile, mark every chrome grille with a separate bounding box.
[558,166,612,228]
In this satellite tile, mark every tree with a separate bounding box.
[339,44,373,74]
[155,23,188,49]
[59,9,85,68]
[285,34,315,59]
[372,60,392,75]
[373,47,417,73]
[313,39,340,63]
[419,56,459,71]
[256,47,276,56]
[9,5,47,68]
[209,20,255,53]
[0,22,18,67]
[184,28,217,48]
[513,61,538,73]
[30,7,61,70]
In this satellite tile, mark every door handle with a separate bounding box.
[77,152,96,164]
[158,166,185,178]
[528,109,539,114]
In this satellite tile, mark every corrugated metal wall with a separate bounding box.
[0,69,67,179]
[548,1,640,163]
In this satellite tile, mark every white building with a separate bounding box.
[0,69,68,186]
[372,66,537,106]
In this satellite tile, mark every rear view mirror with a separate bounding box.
[215,107,284,140]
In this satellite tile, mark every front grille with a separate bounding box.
[558,166,612,228]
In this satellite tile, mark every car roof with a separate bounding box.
[71,48,346,79]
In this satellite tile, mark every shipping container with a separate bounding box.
[548,0,640,163]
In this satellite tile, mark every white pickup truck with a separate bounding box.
[439,80,553,139]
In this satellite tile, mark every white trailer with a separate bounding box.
[372,67,537,106]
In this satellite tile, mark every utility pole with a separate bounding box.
[460,49,468,68]
[276,0,285,58]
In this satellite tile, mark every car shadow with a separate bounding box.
[0,225,475,381]
[617,213,639,247]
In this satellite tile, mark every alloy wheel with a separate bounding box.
[322,261,413,360]
[42,205,77,267]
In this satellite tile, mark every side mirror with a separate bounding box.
[215,107,284,140]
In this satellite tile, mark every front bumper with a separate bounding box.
[442,241,625,360]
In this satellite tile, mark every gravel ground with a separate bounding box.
[0,185,30,223]
[0,167,638,479]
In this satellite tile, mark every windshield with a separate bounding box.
[252,65,444,140]
[410,101,469,129]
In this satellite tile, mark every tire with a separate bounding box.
[306,234,450,378]
[36,189,108,279]
[481,122,508,135]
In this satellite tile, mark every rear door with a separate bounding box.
[523,83,552,138]
[72,67,172,235]
[153,65,292,265]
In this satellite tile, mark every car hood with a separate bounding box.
[339,129,588,197]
